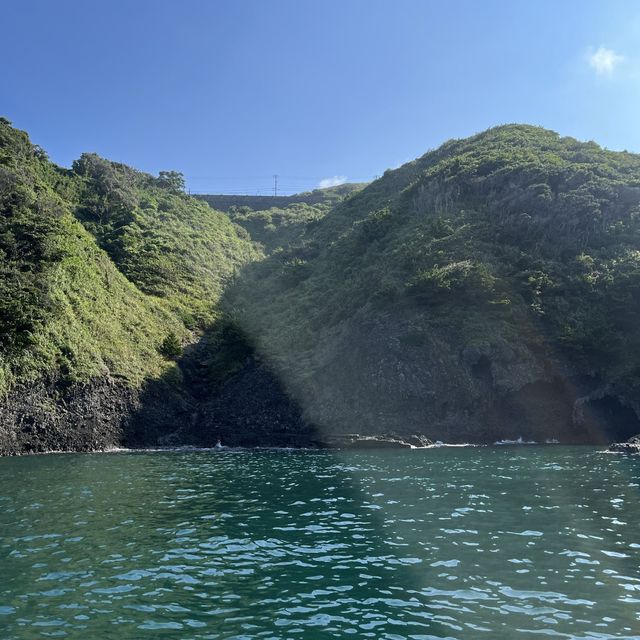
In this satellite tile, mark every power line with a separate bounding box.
[183,173,378,197]
[185,174,375,182]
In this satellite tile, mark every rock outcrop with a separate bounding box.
[323,433,433,449]
[609,435,640,454]
[0,360,318,455]
[0,377,137,455]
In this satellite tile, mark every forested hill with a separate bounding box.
[3,119,640,453]
[226,124,640,444]
[195,183,364,213]
[198,183,366,253]
[0,117,260,453]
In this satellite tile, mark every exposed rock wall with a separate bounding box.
[266,308,640,445]
[0,377,138,455]
[0,359,318,455]
[2,315,640,454]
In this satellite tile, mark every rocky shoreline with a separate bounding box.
[322,433,434,449]
[2,364,640,456]
[0,376,136,456]
[608,435,640,454]
[0,364,314,456]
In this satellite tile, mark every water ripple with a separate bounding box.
[0,447,639,638]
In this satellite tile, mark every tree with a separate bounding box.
[157,171,185,194]
[160,331,182,359]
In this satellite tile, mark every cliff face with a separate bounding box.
[3,120,640,452]
[0,361,314,455]
[0,377,137,455]
[285,311,640,444]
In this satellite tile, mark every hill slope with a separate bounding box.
[199,184,365,253]
[4,121,640,452]
[227,125,640,444]
[196,183,364,214]
[0,118,259,453]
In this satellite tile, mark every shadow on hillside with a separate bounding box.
[118,302,454,638]
[123,309,321,449]
[126,237,640,449]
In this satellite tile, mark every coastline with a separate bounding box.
[0,439,621,458]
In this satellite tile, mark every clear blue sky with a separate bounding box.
[2,0,639,194]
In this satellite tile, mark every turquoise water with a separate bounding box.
[1,447,639,639]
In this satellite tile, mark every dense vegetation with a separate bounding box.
[226,125,640,440]
[0,118,257,397]
[225,184,364,253]
[72,153,259,326]
[3,118,640,448]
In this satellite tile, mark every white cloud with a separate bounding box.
[588,46,624,75]
[318,175,347,189]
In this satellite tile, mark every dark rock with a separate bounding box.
[196,357,318,448]
[609,435,640,453]
[0,357,318,455]
[0,376,137,455]
[323,433,433,449]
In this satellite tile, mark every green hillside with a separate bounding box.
[72,153,259,327]
[3,119,640,451]
[1,119,166,391]
[204,184,366,253]
[227,125,640,443]
[0,118,259,452]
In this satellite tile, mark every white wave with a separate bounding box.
[494,437,537,445]
[429,441,483,448]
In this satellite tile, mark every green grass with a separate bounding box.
[0,118,258,395]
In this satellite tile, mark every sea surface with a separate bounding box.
[1,446,639,639]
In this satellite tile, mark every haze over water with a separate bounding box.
[1,447,639,639]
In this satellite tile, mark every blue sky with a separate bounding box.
[2,0,639,194]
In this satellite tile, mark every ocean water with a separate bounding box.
[0,446,639,639]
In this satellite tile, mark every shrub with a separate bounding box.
[160,332,182,359]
